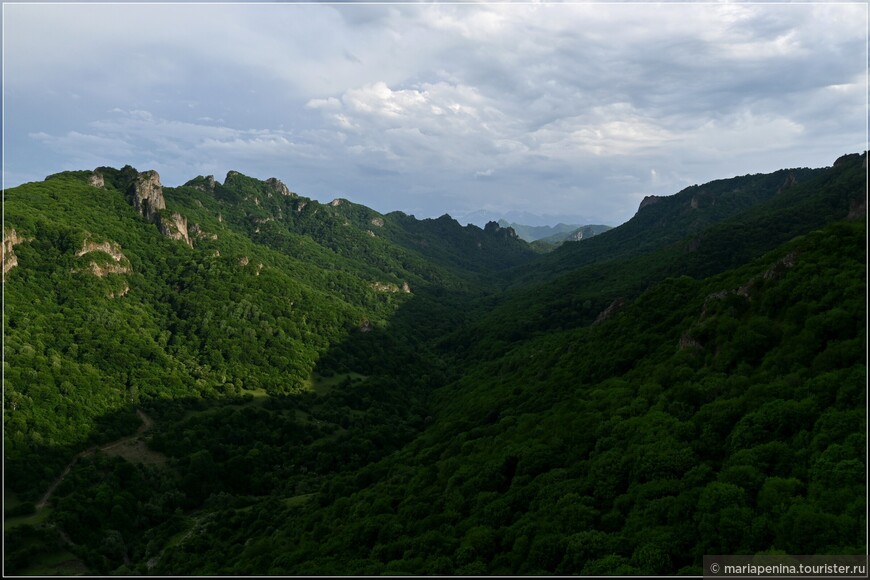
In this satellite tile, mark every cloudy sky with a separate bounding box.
[3,1,867,226]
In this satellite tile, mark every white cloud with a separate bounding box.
[4,1,866,224]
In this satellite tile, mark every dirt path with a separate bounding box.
[35,409,154,510]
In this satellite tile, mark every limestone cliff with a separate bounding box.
[126,169,193,247]
[156,212,193,247]
[88,171,105,189]
[266,177,293,197]
[3,228,30,276]
[131,170,166,221]
[76,238,131,277]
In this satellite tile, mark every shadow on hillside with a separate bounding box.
[5,282,484,510]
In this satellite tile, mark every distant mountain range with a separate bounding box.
[452,209,601,228]
[497,219,613,244]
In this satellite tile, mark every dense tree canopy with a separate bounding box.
[4,153,866,575]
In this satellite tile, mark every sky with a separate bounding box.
[3,1,867,226]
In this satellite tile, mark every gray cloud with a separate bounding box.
[4,1,866,225]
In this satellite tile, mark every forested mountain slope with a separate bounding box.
[3,153,866,575]
[2,165,527,493]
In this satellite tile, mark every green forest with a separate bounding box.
[3,152,866,575]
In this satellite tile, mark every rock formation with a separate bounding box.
[88,171,105,189]
[593,297,626,326]
[266,177,293,197]
[125,169,193,247]
[131,170,166,222]
[76,238,131,277]
[156,212,193,247]
[3,228,29,276]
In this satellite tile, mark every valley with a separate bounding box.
[3,152,866,575]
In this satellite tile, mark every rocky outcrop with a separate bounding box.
[777,173,798,193]
[131,170,166,221]
[330,198,344,207]
[593,298,625,326]
[3,228,30,276]
[366,230,377,237]
[188,175,217,193]
[156,212,192,247]
[371,281,412,294]
[370,217,385,227]
[76,238,131,277]
[77,240,126,262]
[678,331,701,351]
[125,169,194,247]
[483,221,519,239]
[108,283,130,299]
[701,251,799,316]
[239,256,250,266]
[266,178,293,197]
[88,171,105,189]
[189,224,218,241]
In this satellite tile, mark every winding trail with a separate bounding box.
[35,409,154,510]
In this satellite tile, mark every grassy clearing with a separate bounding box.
[304,372,368,396]
[3,507,52,532]
[18,548,88,576]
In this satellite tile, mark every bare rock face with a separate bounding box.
[266,177,293,197]
[189,224,218,241]
[88,171,105,189]
[131,170,166,221]
[370,217,385,227]
[777,173,798,193]
[126,169,194,246]
[156,212,193,247]
[370,281,413,293]
[592,297,626,326]
[3,228,29,276]
[678,331,701,351]
[330,198,344,207]
[190,175,217,193]
[77,239,127,262]
[76,238,131,277]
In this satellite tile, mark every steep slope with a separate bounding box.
[474,153,866,354]
[517,165,827,282]
[2,165,532,495]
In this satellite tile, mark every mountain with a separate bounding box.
[496,220,582,242]
[529,224,614,250]
[4,153,866,575]
[454,210,599,229]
